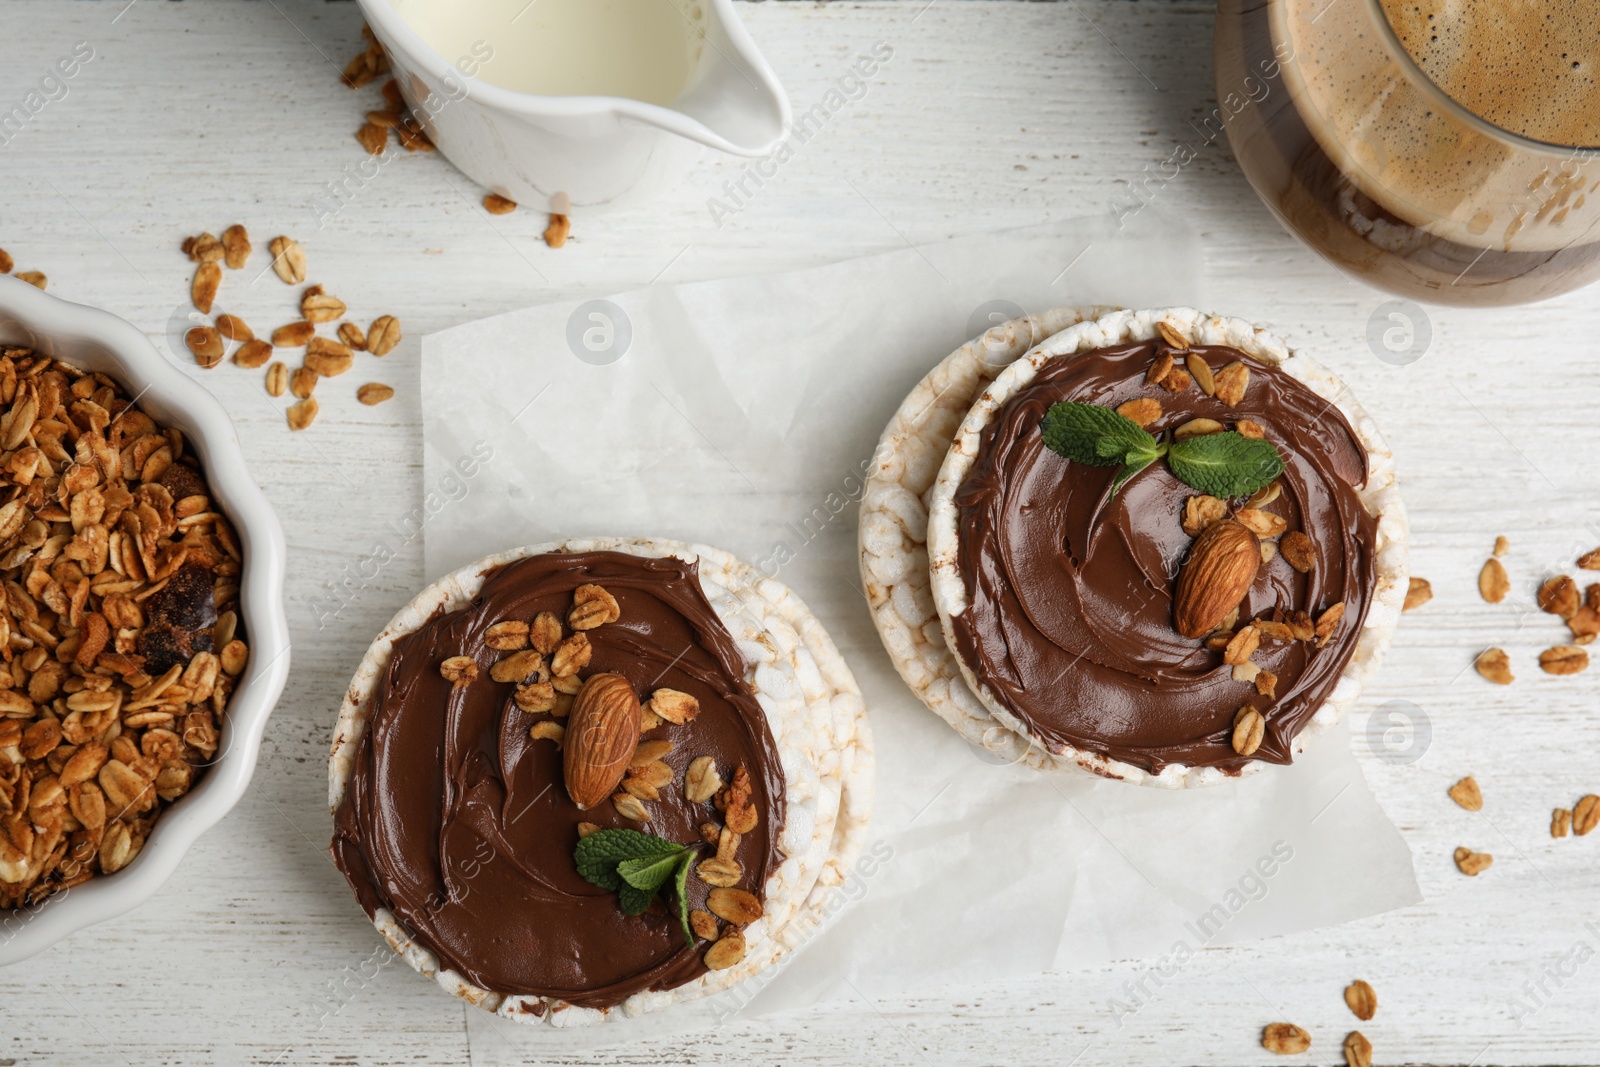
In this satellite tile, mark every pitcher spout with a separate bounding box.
[666,0,791,156]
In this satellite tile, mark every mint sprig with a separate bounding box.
[574,828,698,943]
[1039,401,1283,499]
[1166,432,1284,498]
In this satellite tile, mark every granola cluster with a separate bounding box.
[438,581,764,971]
[0,348,247,909]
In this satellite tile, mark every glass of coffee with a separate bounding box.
[1215,0,1600,306]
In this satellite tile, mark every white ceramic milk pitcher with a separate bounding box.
[356,0,791,211]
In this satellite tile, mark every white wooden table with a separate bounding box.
[3,2,1599,1063]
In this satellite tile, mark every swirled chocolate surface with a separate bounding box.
[331,551,784,1008]
[950,341,1378,773]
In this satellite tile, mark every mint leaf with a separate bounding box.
[618,883,655,916]
[575,829,685,891]
[673,851,695,945]
[575,829,700,928]
[617,848,689,894]
[1109,454,1158,497]
[1167,432,1284,498]
[1041,402,1160,468]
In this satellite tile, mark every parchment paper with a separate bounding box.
[417,213,1421,1054]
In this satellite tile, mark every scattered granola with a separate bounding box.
[14,272,46,290]
[1231,705,1264,756]
[1453,846,1493,876]
[268,236,307,285]
[1538,575,1579,619]
[368,315,402,356]
[1343,1030,1373,1067]
[1344,979,1377,1021]
[1261,1022,1311,1054]
[484,194,518,215]
[264,362,287,398]
[544,213,572,249]
[1478,557,1510,603]
[1538,645,1588,675]
[286,397,319,432]
[0,348,246,907]
[356,383,394,406]
[1115,397,1162,428]
[1448,776,1483,811]
[1552,807,1572,838]
[215,314,253,343]
[233,341,272,370]
[1402,577,1432,611]
[1574,794,1599,836]
[1475,647,1513,685]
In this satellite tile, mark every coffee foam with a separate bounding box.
[1381,0,1600,148]
[1276,0,1600,253]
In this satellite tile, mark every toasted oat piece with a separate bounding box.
[1538,645,1589,675]
[1453,846,1493,876]
[1447,776,1483,811]
[15,270,46,289]
[544,212,571,248]
[222,224,251,268]
[1552,808,1572,838]
[1403,577,1432,611]
[1344,978,1377,1021]
[1116,397,1161,428]
[368,315,402,356]
[357,383,394,406]
[484,193,518,214]
[287,396,319,431]
[269,236,307,284]
[265,361,288,397]
[1475,647,1513,684]
[356,121,388,155]
[1261,1022,1310,1054]
[1478,558,1510,603]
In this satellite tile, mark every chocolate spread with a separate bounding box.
[949,341,1378,773]
[332,551,785,1008]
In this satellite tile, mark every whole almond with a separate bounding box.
[1174,519,1261,638]
[563,673,642,810]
